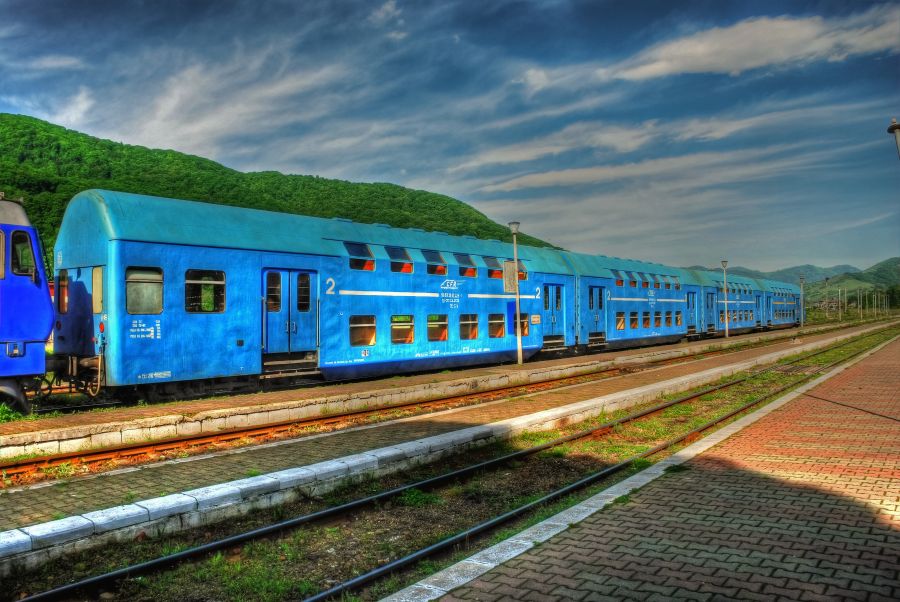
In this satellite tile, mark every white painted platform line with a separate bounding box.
[381,335,897,602]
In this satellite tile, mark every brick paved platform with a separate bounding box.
[427,336,900,601]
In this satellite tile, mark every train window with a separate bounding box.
[676,311,683,326]
[514,259,527,280]
[351,315,377,346]
[630,311,638,329]
[266,272,281,312]
[515,313,530,337]
[297,273,311,312]
[588,286,603,310]
[673,276,681,290]
[652,275,661,289]
[719,310,725,323]
[732,311,737,323]
[126,267,163,315]
[665,311,672,327]
[454,253,477,278]
[639,273,649,289]
[626,272,637,288]
[642,312,650,328]
[391,315,414,344]
[57,270,69,314]
[10,231,36,276]
[428,314,449,341]
[92,267,103,314]
[655,312,661,327]
[460,314,478,340]
[344,242,375,271]
[386,246,413,274]
[662,275,672,290]
[483,257,503,279]
[423,250,447,275]
[555,286,561,310]
[543,285,550,310]
[185,270,225,313]
[612,270,624,287]
[750,310,754,321]
[488,313,505,338]
[588,288,594,310]
[616,312,625,331]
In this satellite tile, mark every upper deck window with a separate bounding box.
[454,253,477,278]
[422,249,447,275]
[673,276,681,290]
[652,274,661,289]
[10,231,35,276]
[386,246,413,274]
[344,242,375,271]
[639,273,650,289]
[185,270,226,313]
[626,271,637,288]
[612,270,624,287]
[126,267,163,315]
[514,259,527,280]
[483,256,503,279]
[662,275,672,290]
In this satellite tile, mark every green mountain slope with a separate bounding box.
[684,264,860,285]
[802,257,900,304]
[0,113,551,258]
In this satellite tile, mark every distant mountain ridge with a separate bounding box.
[0,113,551,259]
[683,264,860,285]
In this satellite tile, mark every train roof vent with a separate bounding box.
[409,227,425,232]
[435,231,449,236]
[372,223,391,228]
[332,217,353,223]
[487,239,501,243]
[462,235,476,239]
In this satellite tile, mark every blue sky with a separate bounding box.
[1,0,898,271]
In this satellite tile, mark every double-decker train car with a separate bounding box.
[1,189,802,410]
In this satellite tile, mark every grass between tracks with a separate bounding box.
[3,327,897,602]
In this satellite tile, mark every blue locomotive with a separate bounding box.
[0,189,801,410]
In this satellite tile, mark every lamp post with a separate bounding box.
[799,275,805,328]
[889,118,900,160]
[824,277,830,320]
[508,221,523,365]
[721,260,729,338]
[838,287,842,322]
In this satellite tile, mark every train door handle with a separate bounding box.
[292,321,298,334]
[285,320,291,333]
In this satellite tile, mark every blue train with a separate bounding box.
[0,189,801,411]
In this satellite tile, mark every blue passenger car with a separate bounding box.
[0,197,54,411]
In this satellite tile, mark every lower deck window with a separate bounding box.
[351,315,377,346]
[676,311,683,326]
[460,314,478,340]
[513,313,529,337]
[665,311,672,327]
[488,313,505,338]
[185,270,226,313]
[391,315,414,344]
[642,312,650,328]
[428,314,449,341]
[616,312,625,331]
[57,270,69,314]
[654,312,661,327]
[630,312,638,329]
[126,267,163,315]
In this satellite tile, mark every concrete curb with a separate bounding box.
[0,325,890,576]
[381,334,898,602]
[0,323,858,458]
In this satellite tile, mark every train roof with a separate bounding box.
[56,190,798,294]
[0,200,31,227]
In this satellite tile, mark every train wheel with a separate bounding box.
[0,379,31,415]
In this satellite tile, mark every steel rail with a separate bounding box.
[18,327,892,602]
[0,329,805,478]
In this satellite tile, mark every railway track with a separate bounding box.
[21,319,868,414]
[17,326,896,602]
[0,324,834,482]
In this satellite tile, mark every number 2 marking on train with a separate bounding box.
[325,278,336,295]
[535,287,541,299]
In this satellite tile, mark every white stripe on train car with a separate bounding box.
[338,290,439,297]
[467,293,539,300]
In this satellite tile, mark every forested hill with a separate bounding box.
[0,113,551,257]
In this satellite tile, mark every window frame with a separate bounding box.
[427,314,449,342]
[184,269,226,314]
[483,257,503,279]
[459,314,479,340]
[454,253,477,278]
[126,266,164,315]
[92,266,103,314]
[386,246,413,274]
[391,314,415,345]
[57,269,69,314]
[422,249,448,276]
[488,313,505,338]
[344,241,375,271]
[296,272,311,312]
[10,230,36,276]
[350,315,377,346]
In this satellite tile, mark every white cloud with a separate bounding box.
[28,55,85,70]
[609,4,900,80]
[369,0,402,25]
[48,87,94,128]
[387,30,408,41]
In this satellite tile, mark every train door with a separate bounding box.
[686,292,697,330]
[765,296,772,325]
[586,285,606,346]
[263,270,319,355]
[542,284,563,337]
[755,295,762,326]
[705,291,717,331]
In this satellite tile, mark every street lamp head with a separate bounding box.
[799,274,805,284]
[508,221,520,235]
[720,260,728,269]
[889,117,900,160]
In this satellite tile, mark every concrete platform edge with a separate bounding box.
[381,333,899,602]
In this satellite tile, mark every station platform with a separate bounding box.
[397,334,900,601]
